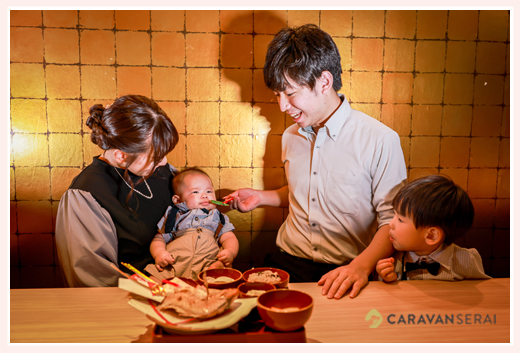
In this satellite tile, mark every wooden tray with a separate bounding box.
[151,320,307,343]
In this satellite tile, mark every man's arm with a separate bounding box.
[318,129,407,298]
[225,185,289,212]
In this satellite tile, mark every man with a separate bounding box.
[225,24,407,299]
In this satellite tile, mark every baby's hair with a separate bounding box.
[173,167,212,194]
[392,174,474,245]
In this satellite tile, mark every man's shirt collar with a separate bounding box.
[297,93,351,142]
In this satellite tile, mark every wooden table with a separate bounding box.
[10,278,510,343]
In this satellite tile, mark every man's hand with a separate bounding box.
[317,263,369,299]
[376,257,397,282]
[224,188,261,212]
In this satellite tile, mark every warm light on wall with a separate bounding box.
[10,9,510,288]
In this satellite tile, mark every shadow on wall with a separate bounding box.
[220,10,286,183]
[219,11,287,267]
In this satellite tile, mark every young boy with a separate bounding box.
[376,174,491,282]
[144,168,239,280]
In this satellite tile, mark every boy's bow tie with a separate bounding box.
[405,260,440,275]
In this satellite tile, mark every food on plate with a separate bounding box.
[206,276,235,284]
[158,278,239,319]
[248,270,281,284]
[269,306,300,313]
[245,289,266,296]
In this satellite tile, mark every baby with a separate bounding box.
[376,174,491,282]
[145,168,239,280]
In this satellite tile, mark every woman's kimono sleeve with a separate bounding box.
[55,189,120,287]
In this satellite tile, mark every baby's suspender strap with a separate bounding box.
[215,212,226,241]
[164,205,180,233]
[215,224,223,241]
[162,232,174,243]
[218,212,226,225]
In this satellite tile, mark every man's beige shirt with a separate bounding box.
[277,95,407,265]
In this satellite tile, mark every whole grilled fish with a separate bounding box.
[158,285,239,319]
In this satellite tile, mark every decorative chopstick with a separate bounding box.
[120,262,158,283]
[110,263,130,278]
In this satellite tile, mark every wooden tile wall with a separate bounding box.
[10,9,510,288]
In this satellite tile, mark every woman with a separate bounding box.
[55,95,179,287]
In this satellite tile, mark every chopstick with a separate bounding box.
[120,262,166,295]
[120,262,157,283]
[203,270,209,303]
[110,263,130,278]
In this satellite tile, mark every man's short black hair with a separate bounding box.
[392,174,474,245]
[263,23,343,92]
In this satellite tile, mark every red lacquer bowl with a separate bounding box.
[256,289,313,331]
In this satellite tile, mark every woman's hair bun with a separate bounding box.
[87,104,110,149]
[86,104,104,129]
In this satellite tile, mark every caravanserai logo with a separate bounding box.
[365,309,383,328]
[366,309,497,328]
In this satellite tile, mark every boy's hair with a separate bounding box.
[172,167,212,193]
[392,174,474,245]
[264,23,343,92]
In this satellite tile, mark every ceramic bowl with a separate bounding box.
[242,267,290,288]
[237,282,276,298]
[256,289,314,331]
[163,277,198,288]
[197,268,243,289]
